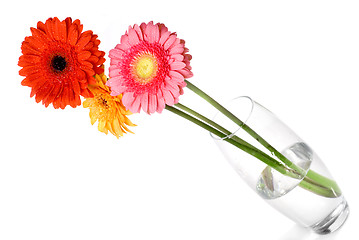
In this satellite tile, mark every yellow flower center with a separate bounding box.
[133,54,158,83]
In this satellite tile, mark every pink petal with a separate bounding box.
[169,45,185,55]
[107,78,127,93]
[168,58,175,64]
[145,22,159,43]
[120,34,131,49]
[128,27,140,46]
[131,95,142,113]
[115,43,130,51]
[141,92,149,113]
[171,54,184,61]
[164,75,179,87]
[121,92,135,109]
[139,22,147,37]
[169,70,185,82]
[163,34,177,50]
[173,96,180,105]
[177,68,193,79]
[106,76,123,86]
[179,86,184,95]
[110,89,122,97]
[115,44,124,50]
[168,38,180,51]
[110,58,121,66]
[164,81,180,99]
[109,48,124,59]
[158,23,168,36]
[110,84,127,94]
[148,94,157,114]
[159,30,171,45]
[164,75,180,85]
[109,66,121,77]
[156,91,166,113]
[170,61,186,71]
[133,24,144,41]
[184,53,192,62]
[184,59,192,70]
[162,89,175,106]
[179,81,187,90]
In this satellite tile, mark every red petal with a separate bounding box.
[37,21,46,32]
[76,31,92,50]
[46,83,63,108]
[21,42,41,55]
[87,55,99,64]
[30,27,50,43]
[25,36,47,51]
[19,65,41,76]
[83,41,94,51]
[19,54,41,65]
[72,78,81,95]
[35,83,54,105]
[58,19,67,42]
[67,25,78,45]
[78,51,91,60]
[44,18,56,40]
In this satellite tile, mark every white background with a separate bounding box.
[1,0,358,239]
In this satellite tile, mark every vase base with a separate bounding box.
[310,198,349,234]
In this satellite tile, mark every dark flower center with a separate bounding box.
[99,96,109,108]
[51,55,67,72]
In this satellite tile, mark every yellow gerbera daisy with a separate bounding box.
[83,73,135,138]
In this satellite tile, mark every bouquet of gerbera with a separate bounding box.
[18,17,349,234]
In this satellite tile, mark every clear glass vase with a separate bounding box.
[211,96,349,234]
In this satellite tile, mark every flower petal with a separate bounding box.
[78,51,91,60]
[120,34,131,49]
[156,91,166,113]
[76,31,92,50]
[162,89,175,106]
[133,24,144,41]
[131,94,142,113]
[109,48,124,60]
[122,92,135,108]
[163,34,177,50]
[169,44,185,55]
[169,70,185,82]
[67,25,79,45]
[148,93,157,114]
[159,31,171,46]
[145,22,159,43]
[170,61,186,71]
[141,92,149,113]
[171,54,184,62]
[128,27,140,46]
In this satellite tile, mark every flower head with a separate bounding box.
[107,21,193,114]
[83,73,135,138]
[18,17,106,109]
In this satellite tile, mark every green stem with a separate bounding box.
[298,176,337,197]
[306,170,341,197]
[166,105,340,198]
[165,105,289,176]
[185,80,305,176]
[175,103,295,169]
[175,103,231,136]
[175,85,342,198]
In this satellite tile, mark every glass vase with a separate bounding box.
[211,96,349,234]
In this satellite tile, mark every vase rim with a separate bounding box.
[210,96,254,140]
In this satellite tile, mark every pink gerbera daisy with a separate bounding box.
[107,21,193,114]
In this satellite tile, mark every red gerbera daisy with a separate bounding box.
[18,17,106,109]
